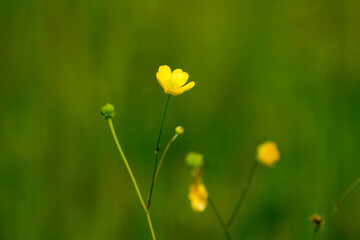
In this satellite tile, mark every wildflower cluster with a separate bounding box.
[101,65,193,240]
[100,64,359,240]
[185,142,280,239]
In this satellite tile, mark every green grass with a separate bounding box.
[0,0,360,239]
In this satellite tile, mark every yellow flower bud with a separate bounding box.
[256,141,280,167]
[175,126,184,134]
[156,65,195,96]
[309,213,324,231]
[309,213,324,226]
[188,182,208,212]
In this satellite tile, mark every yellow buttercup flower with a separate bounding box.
[188,182,208,212]
[156,65,195,96]
[256,141,280,167]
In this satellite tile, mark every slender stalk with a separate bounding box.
[208,197,232,240]
[313,177,360,240]
[330,177,360,218]
[227,161,259,229]
[154,133,179,182]
[311,223,323,240]
[108,119,156,240]
[146,213,156,240]
[147,94,171,209]
[312,227,321,240]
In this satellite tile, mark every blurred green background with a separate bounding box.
[1,0,360,239]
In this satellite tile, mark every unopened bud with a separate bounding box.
[175,126,184,135]
[101,103,115,120]
[186,152,204,169]
[309,213,324,229]
[256,141,280,167]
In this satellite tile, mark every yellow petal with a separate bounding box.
[168,69,187,90]
[156,65,171,91]
[188,182,208,212]
[179,72,189,86]
[180,81,195,92]
[165,81,195,96]
[172,69,183,74]
[166,88,183,96]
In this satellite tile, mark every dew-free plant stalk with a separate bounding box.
[311,177,360,240]
[228,141,280,229]
[101,103,156,239]
[101,65,194,239]
[147,65,195,210]
[154,126,184,183]
[100,65,358,240]
[186,141,280,239]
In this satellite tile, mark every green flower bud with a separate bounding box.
[186,152,204,169]
[101,103,115,119]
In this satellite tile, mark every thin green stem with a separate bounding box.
[154,133,179,182]
[330,177,360,218]
[313,227,321,240]
[147,94,171,209]
[313,177,360,240]
[227,161,259,229]
[146,213,156,240]
[311,224,322,240]
[108,119,147,211]
[108,119,156,240]
[208,197,232,240]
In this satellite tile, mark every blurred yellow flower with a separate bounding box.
[156,65,195,96]
[188,182,208,212]
[257,141,280,167]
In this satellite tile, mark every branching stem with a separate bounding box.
[227,161,259,229]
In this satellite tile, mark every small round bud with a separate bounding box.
[175,126,184,134]
[186,152,204,169]
[309,213,324,229]
[101,103,115,119]
[256,141,280,167]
